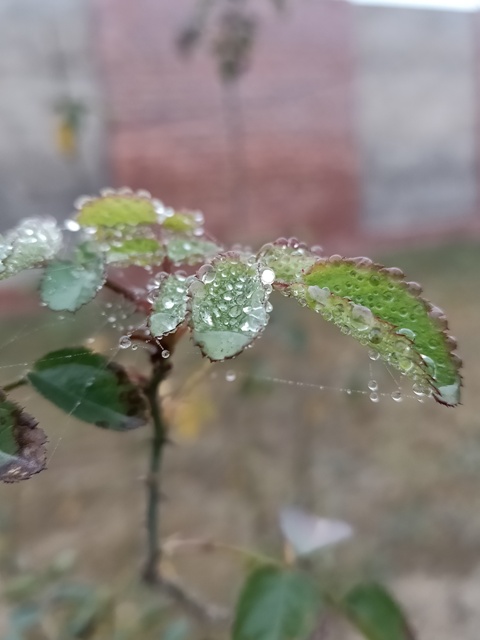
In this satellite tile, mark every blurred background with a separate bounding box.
[0,0,479,638]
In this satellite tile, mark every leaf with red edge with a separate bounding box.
[272,252,461,406]
[0,391,47,483]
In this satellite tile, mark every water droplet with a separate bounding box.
[261,268,275,285]
[64,219,80,232]
[369,327,382,344]
[161,349,170,359]
[368,379,378,392]
[308,285,330,306]
[74,195,92,210]
[131,344,138,351]
[396,327,416,341]
[368,349,380,361]
[391,390,403,402]
[163,299,175,310]
[369,392,380,403]
[420,354,437,378]
[225,370,236,382]
[119,336,132,349]
[198,264,215,284]
[351,304,374,331]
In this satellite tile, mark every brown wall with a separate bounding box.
[92,0,359,247]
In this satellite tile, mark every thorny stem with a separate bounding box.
[142,350,171,584]
[2,379,27,393]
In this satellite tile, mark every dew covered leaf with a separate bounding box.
[149,273,189,338]
[233,565,320,640]
[189,253,272,360]
[0,390,47,483]
[76,193,158,227]
[340,582,416,640]
[0,218,62,280]
[166,233,221,266]
[27,348,147,430]
[280,256,461,406]
[257,238,319,284]
[162,209,204,234]
[40,244,105,312]
[102,229,165,267]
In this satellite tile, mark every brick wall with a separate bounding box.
[92,0,359,247]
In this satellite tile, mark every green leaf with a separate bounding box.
[40,244,105,312]
[233,565,320,640]
[0,391,47,483]
[166,233,221,266]
[189,253,272,360]
[279,255,461,406]
[76,193,158,227]
[0,218,62,280]
[340,582,416,640]
[102,230,165,267]
[162,209,204,233]
[27,348,147,430]
[149,273,189,338]
[257,238,319,284]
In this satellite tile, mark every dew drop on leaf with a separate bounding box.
[119,336,132,349]
[260,268,276,285]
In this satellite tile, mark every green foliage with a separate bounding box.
[76,193,158,227]
[149,273,189,338]
[233,565,320,640]
[0,188,461,638]
[189,253,272,360]
[41,244,105,312]
[0,217,62,279]
[27,348,147,431]
[340,582,416,640]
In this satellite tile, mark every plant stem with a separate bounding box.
[142,355,171,584]
[2,379,27,393]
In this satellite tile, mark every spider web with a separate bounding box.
[0,273,422,471]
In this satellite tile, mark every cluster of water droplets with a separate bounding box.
[257,238,319,284]
[188,255,275,360]
[0,218,63,279]
[148,271,190,338]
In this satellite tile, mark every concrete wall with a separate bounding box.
[0,0,105,232]
[354,5,478,234]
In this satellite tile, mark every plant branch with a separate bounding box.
[104,276,152,315]
[142,353,171,584]
[2,379,27,393]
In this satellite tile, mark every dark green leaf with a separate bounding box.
[233,565,320,640]
[0,391,47,483]
[27,348,147,431]
[40,244,105,312]
[340,582,416,640]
